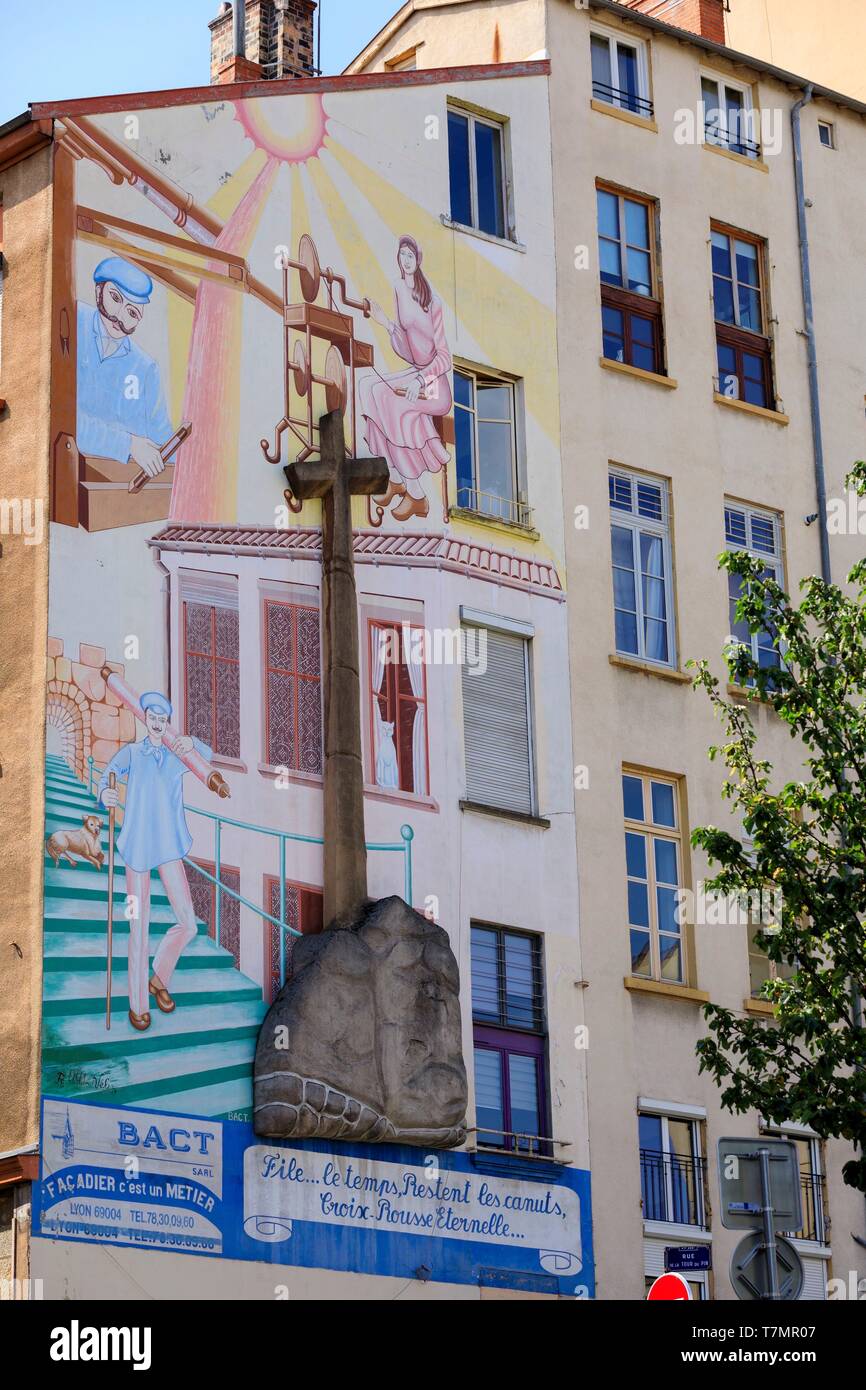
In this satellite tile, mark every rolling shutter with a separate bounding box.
[462,625,533,814]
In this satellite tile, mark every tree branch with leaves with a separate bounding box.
[691,464,866,1193]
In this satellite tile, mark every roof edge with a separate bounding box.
[29,58,550,121]
[587,0,866,116]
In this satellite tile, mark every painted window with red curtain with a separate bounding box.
[264,598,322,774]
[263,877,324,1003]
[183,588,240,759]
[368,620,428,796]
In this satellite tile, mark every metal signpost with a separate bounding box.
[718,1137,804,1301]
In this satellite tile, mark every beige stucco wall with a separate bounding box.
[548,0,866,1300]
[0,142,52,1156]
[726,0,866,103]
[345,0,547,73]
[353,0,866,1299]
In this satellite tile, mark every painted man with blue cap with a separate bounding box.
[77,257,175,480]
[98,692,211,1032]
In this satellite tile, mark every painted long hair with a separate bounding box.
[397,235,432,312]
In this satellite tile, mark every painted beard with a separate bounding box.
[96,284,136,336]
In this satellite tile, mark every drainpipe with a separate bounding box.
[151,546,172,698]
[791,85,831,585]
[793,86,866,1243]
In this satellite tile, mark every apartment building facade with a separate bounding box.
[0,17,601,1295]
[1,0,865,1302]
[349,0,866,1299]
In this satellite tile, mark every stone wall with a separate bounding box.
[45,639,131,782]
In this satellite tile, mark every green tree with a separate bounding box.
[691,468,866,1193]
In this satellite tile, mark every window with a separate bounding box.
[748,924,795,998]
[461,617,535,817]
[610,469,675,666]
[701,73,760,158]
[598,186,663,374]
[761,1128,827,1245]
[454,368,527,524]
[368,620,428,796]
[590,25,652,118]
[786,1137,827,1244]
[263,596,322,774]
[712,226,773,408]
[639,1112,707,1227]
[818,120,835,149]
[623,771,685,984]
[725,502,784,678]
[447,105,508,239]
[471,924,548,1154]
[182,576,240,759]
[263,877,323,1003]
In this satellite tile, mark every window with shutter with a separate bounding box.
[181,573,240,759]
[263,597,322,774]
[461,623,534,816]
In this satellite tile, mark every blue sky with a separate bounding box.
[0,0,401,125]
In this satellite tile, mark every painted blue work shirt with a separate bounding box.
[76,304,175,465]
[98,737,211,873]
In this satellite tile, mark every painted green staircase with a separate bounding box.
[41,753,267,1121]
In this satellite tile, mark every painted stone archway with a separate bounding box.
[46,638,133,781]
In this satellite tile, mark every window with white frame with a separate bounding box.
[454,367,527,525]
[725,502,784,677]
[447,105,509,240]
[818,120,836,149]
[763,1127,828,1247]
[701,72,760,158]
[639,1109,707,1229]
[610,469,675,666]
[623,770,685,984]
[590,25,653,119]
[462,613,535,817]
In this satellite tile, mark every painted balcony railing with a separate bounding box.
[87,755,414,990]
[454,485,533,529]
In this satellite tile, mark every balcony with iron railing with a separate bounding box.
[785,1172,827,1244]
[467,1127,569,1163]
[704,119,762,160]
[453,486,534,531]
[640,1148,708,1229]
[592,79,654,121]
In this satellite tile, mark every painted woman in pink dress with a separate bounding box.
[359,235,452,522]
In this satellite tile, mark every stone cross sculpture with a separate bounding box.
[254,409,468,1148]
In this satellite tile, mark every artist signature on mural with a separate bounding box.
[53,1068,116,1095]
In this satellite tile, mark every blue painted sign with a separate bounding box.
[35,1098,594,1296]
[664,1245,712,1273]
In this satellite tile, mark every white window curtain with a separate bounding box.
[371,627,398,788]
[405,634,427,796]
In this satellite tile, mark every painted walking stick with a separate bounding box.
[105,771,116,1031]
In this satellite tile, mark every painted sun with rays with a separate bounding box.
[233,94,329,164]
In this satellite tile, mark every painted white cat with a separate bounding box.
[375,720,399,789]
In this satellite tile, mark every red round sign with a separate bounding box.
[646,1272,692,1301]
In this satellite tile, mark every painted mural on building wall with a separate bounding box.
[39,75,587,1291]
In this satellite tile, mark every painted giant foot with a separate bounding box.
[253,896,467,1147]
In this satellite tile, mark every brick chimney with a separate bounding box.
[210,1,317,85]
[621,0,726,46]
